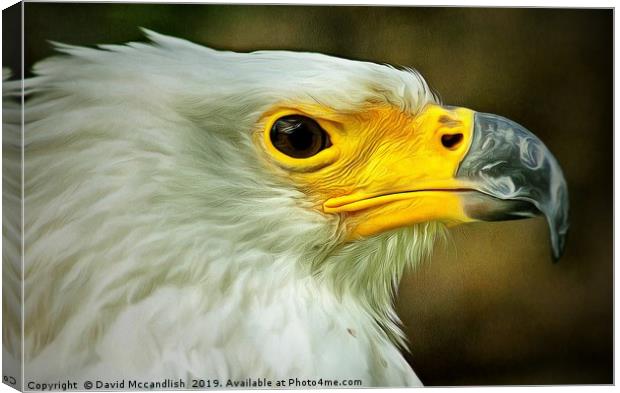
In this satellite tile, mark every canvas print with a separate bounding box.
[2,3,613,390]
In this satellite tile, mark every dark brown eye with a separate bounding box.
[270,115,332,158]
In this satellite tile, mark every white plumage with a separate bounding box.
[4,31,449,387]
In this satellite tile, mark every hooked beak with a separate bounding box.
[456,112,569,261]
[323,105,569,261]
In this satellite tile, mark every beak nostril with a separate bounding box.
[441,133,464,150]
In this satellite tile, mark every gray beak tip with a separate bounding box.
[551,232,567,263]
[458,112,570,263]
[550,217,570,263]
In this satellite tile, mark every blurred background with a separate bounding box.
[4,3,613,386]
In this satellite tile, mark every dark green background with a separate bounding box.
[4,3,613,386]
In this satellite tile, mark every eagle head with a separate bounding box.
[3,30,569,385]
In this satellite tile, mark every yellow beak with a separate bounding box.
[323,105,476,233]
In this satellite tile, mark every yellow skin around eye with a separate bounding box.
[259,103,478,239]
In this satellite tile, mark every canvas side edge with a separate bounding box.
[3,1,24,391]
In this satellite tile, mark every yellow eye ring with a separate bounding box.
[262,109,341,173]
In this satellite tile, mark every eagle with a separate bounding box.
[3,31,568,388]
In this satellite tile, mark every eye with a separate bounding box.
[270,115,332,158]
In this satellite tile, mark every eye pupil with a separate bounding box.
[288,126,314,151]
[270,115,331,158]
